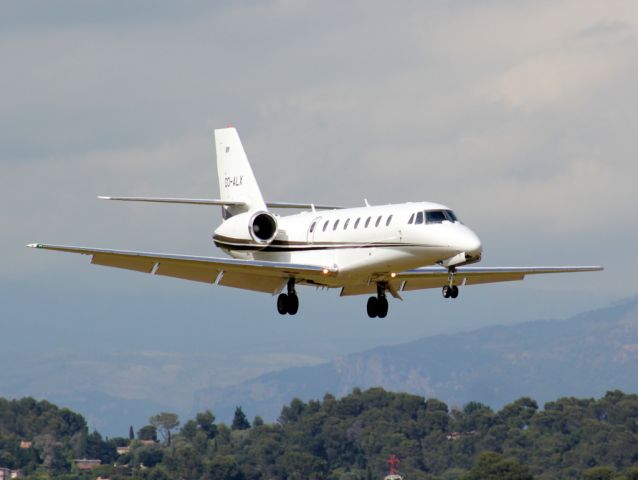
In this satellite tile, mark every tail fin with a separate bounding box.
[214,127,267,217]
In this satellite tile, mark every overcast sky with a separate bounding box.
[2,0,638,405]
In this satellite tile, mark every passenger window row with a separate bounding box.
[313,214,394,233]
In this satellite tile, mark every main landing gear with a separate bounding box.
[367,284,389,318]
[442,267,460,299]
[277,278,299,315]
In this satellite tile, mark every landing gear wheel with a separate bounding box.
[442,285,451,298]
[287,293,299,315]
[277,293,288,315]
[450,285,459,299]
[377,296,389,318]
[367,296,379,318]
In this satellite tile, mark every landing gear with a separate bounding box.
[277,279,299,315]
[442,285,459,299]
[442,268,459,299]
[367,284,389,318]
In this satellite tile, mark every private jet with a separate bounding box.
[28,127,602,317]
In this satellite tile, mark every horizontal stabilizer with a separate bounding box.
[99,196,342,210]
[98,196,246,207]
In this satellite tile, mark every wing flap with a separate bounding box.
[463,273,525,285]
[402,276,462,291]
[340,284,378,297]
[91,254,156,273]
[155,262,221,284]
[218,271,286,294]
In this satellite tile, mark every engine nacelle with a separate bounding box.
[248,211,278,244]
[213,210,278,250]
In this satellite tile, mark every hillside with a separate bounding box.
[194,297,638,420]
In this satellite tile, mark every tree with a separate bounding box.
[138,425,158,442]
[85,430,117,464]
[129,425,135,441]
[149,412,180,446]
[196,410,218,439]
[136,445,164,468]
[207,455,245,480]
[232,406,250,430]
[462,451,534,480]
[583,466,618,480]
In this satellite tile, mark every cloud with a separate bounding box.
[3,0,638,337]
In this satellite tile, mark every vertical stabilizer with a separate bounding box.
[215,127,267,217]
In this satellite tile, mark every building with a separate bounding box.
[74,459,102,470]
[116,446,130,455]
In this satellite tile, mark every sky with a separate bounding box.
[2,0,638,426]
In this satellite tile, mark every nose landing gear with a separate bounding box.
[442,285,459,298]
[367,283,389,318]
[277,278,299,315]
[442,267,460,299]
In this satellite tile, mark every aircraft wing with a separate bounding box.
[27,243,332,294]
[396,265,603,291]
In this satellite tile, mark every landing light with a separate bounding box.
[322,268,330,275]
[390,272,397,278]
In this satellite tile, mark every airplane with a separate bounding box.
[28,127,602,318]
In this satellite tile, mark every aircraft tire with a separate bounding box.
[377,297,389,318]
[442,286,451,298]
[277,293,289,315]
[367,296,378,318]
[287,293,299,315]
[451,286,459,298]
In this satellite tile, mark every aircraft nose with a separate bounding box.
[461,227,482,259]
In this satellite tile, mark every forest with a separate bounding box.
[2,388,638,479]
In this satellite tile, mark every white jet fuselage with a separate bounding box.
[213,201,483,286]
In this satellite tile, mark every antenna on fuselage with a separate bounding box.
[364,198,370,207]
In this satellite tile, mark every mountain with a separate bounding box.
[194,296,638,421]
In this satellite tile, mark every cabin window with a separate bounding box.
[344,218,350,230]
[365,217,371,228]
[386,215,393,226]
[415,211,424,225]
[425,210,446,224]
[333,219,340,230]
[375,216,382,227]
[408,213,414,224]
[323,220,329,232]
[310,221,316,233]
[354,218,361,229]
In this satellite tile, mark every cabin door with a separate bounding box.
[307,216,321,244]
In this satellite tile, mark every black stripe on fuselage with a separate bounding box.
[212,235,431,252]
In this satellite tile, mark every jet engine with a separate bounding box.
[248,211,278,245]
[213,210,278,251]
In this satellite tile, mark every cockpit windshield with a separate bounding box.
[408,209,461,225]
[425,209,460,224]
[425,210,446,224]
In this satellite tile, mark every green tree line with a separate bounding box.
[2,390,638,479]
